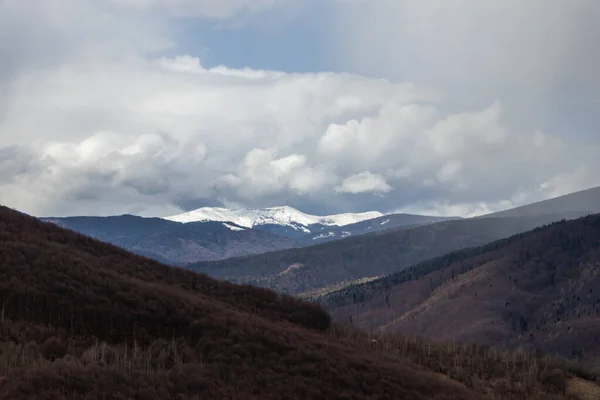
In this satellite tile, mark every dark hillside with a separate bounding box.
[322,214,600,360]
[191,213,581,295]
[0,206,481,400]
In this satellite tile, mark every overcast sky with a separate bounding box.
[1,0,600,218]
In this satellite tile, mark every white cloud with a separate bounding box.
[318,103,439,172]
[335,172,392,194]
[234,148,331,197]
[1,48,598,217]
[0,0,599,218]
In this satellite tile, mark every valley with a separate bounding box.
[320,214,600,360]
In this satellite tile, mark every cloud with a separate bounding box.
[232,148,332,197]
[0,0,599,218]
[335,172,392,194]
[0,146,41,185]
[330,0,600,87]
[327,0,600,145]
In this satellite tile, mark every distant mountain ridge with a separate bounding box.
[163,205,384,237]
[41,185,600,268]
[296,213,461,245]
[42,215,297,265]
[481,185,600,219]
[42,208,461,266]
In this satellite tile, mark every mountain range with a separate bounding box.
[39,185,600,274]
[42,214,298,265]
[164,205,384,236]
[0,205,486,399]
[189,185,600,295]
[42,206,458,265]
[6,187,600,398]
[2,204,599,399]
[164,205,459,242]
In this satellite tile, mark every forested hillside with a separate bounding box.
[322,214,600,360]
[191,213,585,295]
[0,205,482,400]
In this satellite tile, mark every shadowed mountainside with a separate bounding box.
[41,212,459,266]
[321,214,600,361]
[0,205,484,400]
[42,215,297,265]
[40,186,600,269]
[190,213,586,296]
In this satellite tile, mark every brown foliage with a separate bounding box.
[330,324,600,400]
[0,206,481,399]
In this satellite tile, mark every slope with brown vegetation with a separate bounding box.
[321,214,600,361]
[330,324,600,400]
[0,205,483,400]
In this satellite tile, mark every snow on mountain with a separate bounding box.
[312,232,337,240]
[222,222,246,231]
[163,206,384,233]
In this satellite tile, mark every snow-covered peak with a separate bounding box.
[162,206,383,232]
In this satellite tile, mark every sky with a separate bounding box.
[1,0,600,218]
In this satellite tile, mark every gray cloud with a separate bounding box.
[330,0,600,86]
[0,0,599,218]
[328,0,600,138]
[0,146,41,184]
